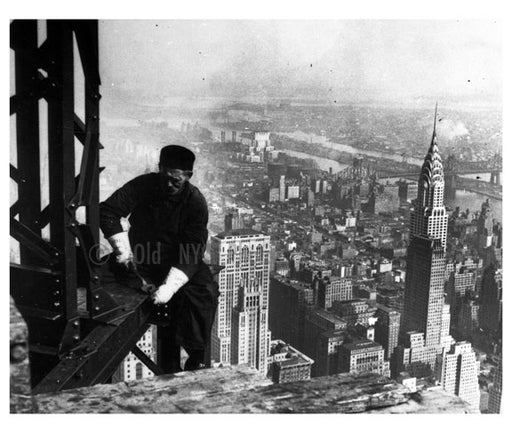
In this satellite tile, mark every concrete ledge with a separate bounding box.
[21,365,475,414]
[10,297,33,413]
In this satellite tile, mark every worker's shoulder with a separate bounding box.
[127,172,159,189]
[186,183,208,208]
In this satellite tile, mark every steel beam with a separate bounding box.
[46,20,79,321]
[32,286,154,394]
[12,20,42,266]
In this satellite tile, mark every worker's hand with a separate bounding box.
[107,231,134,269]
[152,283,179,304]
[152,267,189,304]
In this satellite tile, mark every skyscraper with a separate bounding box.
[401,236,446,347]
[231,282,270,373]
[210,229,271,372]
[435,341,481,411]
[480,263,502,337]
[488,357,502,413]
[409,106,448,249]
[374,304,401,359]
[401,107,448,346]
[397,106,456,377]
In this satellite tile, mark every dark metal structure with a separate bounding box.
[9,19,162,394]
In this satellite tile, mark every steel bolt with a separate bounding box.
[93,294,100,300]
[73,320,79,327]
[94,306,100,312]
[10,343,28,363]
[73,335,80,341]
[54,302,61,307]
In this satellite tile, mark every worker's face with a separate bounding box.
[159,165,192,195]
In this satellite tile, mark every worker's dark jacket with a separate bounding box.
[99,173,218,350]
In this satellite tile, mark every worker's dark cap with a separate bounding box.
[159,145,195,171]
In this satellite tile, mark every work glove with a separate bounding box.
[153,267,189,304]
[107,231,134,269]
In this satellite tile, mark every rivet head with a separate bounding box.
[73,321,79,327]
[94,295,100,300]
[94,306,100,311]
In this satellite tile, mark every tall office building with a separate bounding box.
[401,236,446,347]
[269,275,314,351]
[480,263,502,336]
[231,283,270,373]
[224,210,244,232]
[374,304,401,359]
[488,357,502,413]
[303,308,347,377]
[210,229,271,373]
[401,106,447,346]
[396,106,459,378]
[279,175,286,202]
[446,267,476,317]
[435,342,480,411]
[409,106,448,249]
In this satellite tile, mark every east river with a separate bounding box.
[277,133,502,222]
[208,127,503,222]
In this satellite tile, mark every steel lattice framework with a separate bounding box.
[9,19,160,393]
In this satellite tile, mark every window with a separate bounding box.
[135,362,143,380]
[241,246,249,265]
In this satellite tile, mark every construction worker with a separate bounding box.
[99,145,218,373]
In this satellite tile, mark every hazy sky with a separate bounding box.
[98,20,501,103]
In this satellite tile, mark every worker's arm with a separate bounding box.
[100,175,146,267]
[153,188,208,304]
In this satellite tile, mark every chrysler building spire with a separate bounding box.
[410,104,448,250]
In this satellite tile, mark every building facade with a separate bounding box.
[267,339,314,384]
[339,340,390,377]
[112,326,157,383]
[435,341,481,411]
[210,229,271,373]
[374,304,401,359]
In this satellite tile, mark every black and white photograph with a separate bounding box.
[7,1,507,420]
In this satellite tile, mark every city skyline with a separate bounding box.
[9,15,504,416]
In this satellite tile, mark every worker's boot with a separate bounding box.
[157,326,182,374]
[183,348,206,371]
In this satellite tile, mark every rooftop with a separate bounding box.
[12,365,477,414]
[343,339,383,351]
[214,228,267,239]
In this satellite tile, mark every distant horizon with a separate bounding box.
[98,20,502,109]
